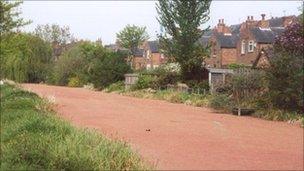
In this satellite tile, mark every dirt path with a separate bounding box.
[22,84,303,170]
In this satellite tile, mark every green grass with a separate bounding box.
[0,83,149,170]
[123,89,210,107]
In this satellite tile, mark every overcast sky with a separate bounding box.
[20,1,302,45]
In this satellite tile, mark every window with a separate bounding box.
[160,53,164,59]
[146,64,151,69]
[241,40,246,54]
[248,40,254,52]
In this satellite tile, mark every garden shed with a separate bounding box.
[124,73,139,90]
[208,68,233,93]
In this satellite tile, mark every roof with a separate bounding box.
[269,17,284,27]
[216,33,239,48]
[230,24,241,34]
[133,48,144,57]
[250,27,284,43]
[252,48,274,68]
[147,41,159,53]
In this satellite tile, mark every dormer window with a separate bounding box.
[248,40,254,52]
[241,40,246,54]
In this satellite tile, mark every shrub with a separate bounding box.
[105,81,125,92]
[68,77,82,87]
[254,109,302,122]
[89,51,131,89]
[131,74,156,90]
[209,93,232,111]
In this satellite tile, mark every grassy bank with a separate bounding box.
[0,83,148,170]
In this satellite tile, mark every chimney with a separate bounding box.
[261,14,266,20]
[258,14,269,28]
[216,18,231,34]
[251,16,254,20]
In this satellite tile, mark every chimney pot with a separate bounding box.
[261,14,266,20]
[247,16,250,20]
[218,19,221,24]
[222,19,224,24]
[251,16,254,20]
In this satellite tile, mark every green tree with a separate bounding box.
[0,0,30,34]
[50,41,98,85]
[89,51,131,89]
[0,33,52,82]
[116,25,149,56]
[156,0,211,81]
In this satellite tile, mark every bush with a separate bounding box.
[254,109,302,122]
[131,74,156,90]
[0,83,148,170]
[209,94,232,111]
[68,77,82,87]
[89,51,131,89]
[105,81,125,92]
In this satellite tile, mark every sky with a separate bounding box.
[20,1,302,45]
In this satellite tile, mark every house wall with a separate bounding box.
[221,48,237,67]
[132,57,146,70]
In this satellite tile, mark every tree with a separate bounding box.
[156,0,211,81]
[116,25,149,55]
[0,0,31,34]
[34,24,74,59]
[89,51,131,89]
[34,24,74,45]
[0,33,52,83]
[266,22,304,112]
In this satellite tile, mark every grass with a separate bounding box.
[122,89,210,107]
[0,83,149,170]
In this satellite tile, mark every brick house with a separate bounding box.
[142,40,167,69]
[132,48,146,70]
[204,14,297,68]
[105,40,167,70]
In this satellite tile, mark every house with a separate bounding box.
[132,48,146,70]
[142,40,167,69]
[204,14,297,68]
[105,40,167,70]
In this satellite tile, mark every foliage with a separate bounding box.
[124,89,210,107]
[156,0,211,80]
[89,51,131,89]
[227,63,246,69]
[209,93,232,111]
[265,22,304,112]
[274,22,304,55]
[230,70,266,108]
[105,81,125,93]
[50,42,92,85]
[265,51,303,112]
[34,24,74,45]
[0,83,148,170]
[68,77,82,87]
[254,109,303,122]
[139,65,181,89]
[116,24,149,55]
[132,74,156,90]
[0,0,31,34]
[185,80,209,91]
[0,33,52,83]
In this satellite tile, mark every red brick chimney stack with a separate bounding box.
[216,18,231,34]
[258,14,269,28]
